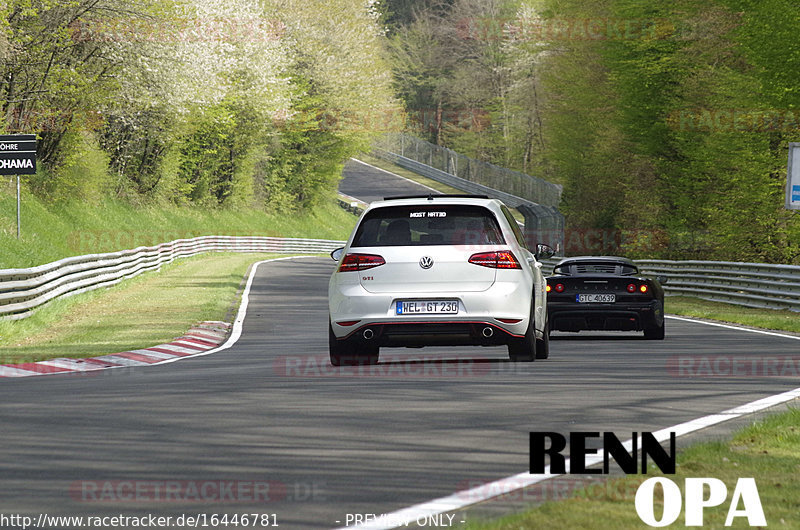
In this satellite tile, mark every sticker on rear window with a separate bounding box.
[410,211,446,218]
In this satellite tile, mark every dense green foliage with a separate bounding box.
[4,0,798,264]
[382,0,800,262]
[1,0,397,213]
[0,179,356,268]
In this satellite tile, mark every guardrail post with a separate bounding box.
[16,175,21,239]
[517,203,565,255]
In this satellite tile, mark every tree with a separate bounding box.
[1,0,399,210]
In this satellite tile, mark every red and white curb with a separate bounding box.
[0,255,312,379]
[0,321,231,378]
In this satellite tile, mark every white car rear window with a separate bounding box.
[352,205,505,247]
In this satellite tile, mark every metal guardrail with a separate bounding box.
[372,148,565,253]
[375,133,563,207]
[0,236,345,320]
[636,260,800,311]
[540,257,800,312]
[374,148,530,209]
[7,230,797,322]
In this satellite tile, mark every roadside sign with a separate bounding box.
[0,134,37,175]
[1,134,37,239]
[788,143,800,210]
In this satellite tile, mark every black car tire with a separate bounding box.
[535,317,550,359]
[644,321,665,340]
[508,304,537,362]
[329,324,380,366]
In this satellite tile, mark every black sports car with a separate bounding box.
[546,256,665,339]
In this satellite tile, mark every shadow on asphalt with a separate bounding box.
[550,333,649,341]
[374,357,512,366]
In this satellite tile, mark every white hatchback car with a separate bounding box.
[328,195,554,366]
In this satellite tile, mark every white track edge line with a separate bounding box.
[154,256,316,366]
[336,317,800,530]
[665,314,800,341]
[14,256,316,377]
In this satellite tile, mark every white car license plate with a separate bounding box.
[396,300,458,315]
[577,293,615,303]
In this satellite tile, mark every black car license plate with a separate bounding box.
[577,294,615,303]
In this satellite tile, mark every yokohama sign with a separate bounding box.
[0,134,36,175]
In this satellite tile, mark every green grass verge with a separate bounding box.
[0,252,286,363]
[0,182,357,268]
[0,186,355,363]
[667,296,800,334]
[463,407,800,529]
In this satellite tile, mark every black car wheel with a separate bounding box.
[644,321,665,340]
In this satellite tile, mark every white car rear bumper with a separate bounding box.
[329,278,532,341]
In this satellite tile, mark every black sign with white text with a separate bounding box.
[0,134,37,175]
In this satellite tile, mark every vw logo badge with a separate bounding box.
[419,256,434,269]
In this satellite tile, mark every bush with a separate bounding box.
[28,127,112,202]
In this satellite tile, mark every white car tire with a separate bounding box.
[329,324,380,366]
[535,317,550,359]
[507,304,537,362]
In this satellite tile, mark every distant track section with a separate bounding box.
[339,158,440,204]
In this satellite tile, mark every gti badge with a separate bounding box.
[419,256,434,269]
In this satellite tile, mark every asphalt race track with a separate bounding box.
[1,164,799,529]
[2,256,800,529]
[339,159,440,203]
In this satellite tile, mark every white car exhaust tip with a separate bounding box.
[363,329,375,340]
[482,327,494,338]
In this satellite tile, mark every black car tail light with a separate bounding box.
[627,283,637,293]
[555,283,565,293]
[338,253,386,272]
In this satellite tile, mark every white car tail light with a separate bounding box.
[468,251,521,269]
[338,253,386,272]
